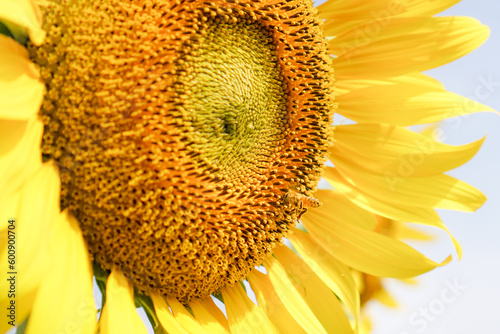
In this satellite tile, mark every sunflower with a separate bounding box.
[0,0,494,333]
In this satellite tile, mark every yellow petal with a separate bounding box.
[27,211,96,334]
[261,256,327,334]
[325,167,444,223]
[100,268,148,334]
[319,0,459,34]
[267,247,354,334]
[0,35,44,120]
[221,282,278,334]
[359,316,372,334]
[331,17,489,79]
[314,189,378,230]
[0,116,43,203]
[331,160,486,212]
[0,162,59,324]
[289,228,360,321]
[168,297,211,334]
[247,269,306,334]
[331,123,486,176]
[190,298,230,334]
[151,294,189,334]
[335,75,495,125]
[0,0,45,44]
[395,222,434,241]
[374,288,398,308]
[301,206,451,278]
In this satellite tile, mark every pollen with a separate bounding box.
[29,0,334,301]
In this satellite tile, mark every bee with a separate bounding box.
[283,190,322,221]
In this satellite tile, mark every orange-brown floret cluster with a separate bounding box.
[29,0,334,301]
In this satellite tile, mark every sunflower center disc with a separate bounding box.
[29,0,334,301]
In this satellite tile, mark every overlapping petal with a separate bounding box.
[100,269,148,334]
[0,35,44,120]
[330,17,489,79]
[221,283,278,334]
[0,162,59,331]
[319,0,459,34]
[0,116,43,209]
[27,211,96,334]
[335,74,495,125]
[168,297,211,334]
[267,246,354,334]
[301,190,452,278]
[247,269,306,334]
[331,123,486,177]
[0,0,45,44]
[152,294,189,334]
[289,228,360,320]
[190,298,230,334]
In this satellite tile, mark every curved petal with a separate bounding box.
[262,256,328,334]
[289,228,360,321]
[152,294,189,334]
[100,269,148,334]
[0,116,43,203]
[168,297,211,334]
[0,0,45,44]
[190,298,230,334]
[0,162,59,325]
[27,211,96,334]
[221,283,278,334]
[331,123,486,176]
[324,169,443,225]
[0,35,44,120]
[331,17,489,79]
[270,246,355,334]
[247,269,306,334]
[335,75,495,125]
[319,0,459,35]
[332,161,486,212]
[301,207,451,278]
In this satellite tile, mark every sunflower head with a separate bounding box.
[28,0,334,301]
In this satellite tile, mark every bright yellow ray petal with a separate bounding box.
[266,247,355,334]
[289,228,360,321]
[221,282,278,334]
[314,188,378,230]
[272,247,355,333]
[247,269,306,334]
[301,207,451,278]
[262,255,328,334]
[168,297,211,334]
[331,17,489,79]
[395,222,434,241]
[0,162,59,324]
[199,297,231,332]
[332,160,486,212]
[27,211,96,334]
[331,123,486,176]
[319,0,459,34]
[359,316,372,334]
[0,35,44,120]
[323,175,462,258]
[151,294,189,334]
[374,288,398,308]
[0,116,43,205]
[100,268,148,334]
[0,0,45,44]
[335,75,495,125]
[320,172,442,225]
[190,299,230,334]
